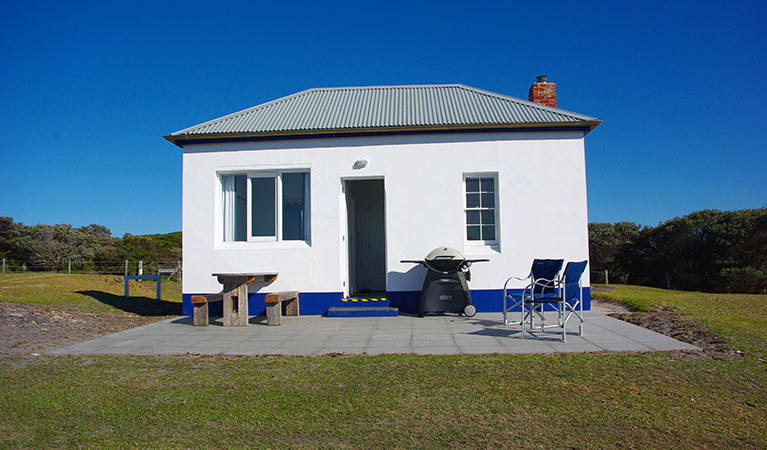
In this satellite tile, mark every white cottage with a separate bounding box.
[166,77,600,317]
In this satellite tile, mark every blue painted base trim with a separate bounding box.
[387,288,591,315]
[182,293,266,316]
[327,307,399,317]
[182,288,590,316]
[182,292,344,316]
[298,292,345,315]
[386,291,421,314]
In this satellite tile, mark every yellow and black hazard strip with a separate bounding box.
[341,298,388,302]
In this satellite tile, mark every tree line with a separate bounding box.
[589,208,767,294]
[3,208,766,293]
[0,217,181,273]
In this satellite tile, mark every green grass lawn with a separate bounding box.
[0,273,181,315]
[1,280,766,449]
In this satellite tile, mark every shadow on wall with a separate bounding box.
[76,291,183,316]
[387,264,426,291]
[386,265,426,314]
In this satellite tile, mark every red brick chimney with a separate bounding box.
[529,75,556,108]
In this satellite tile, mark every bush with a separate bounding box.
[721,266,767,294]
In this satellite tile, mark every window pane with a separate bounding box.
[234,175,247,241]
[222,175,247,242]
[251,177,276,237]
[282,172,308,240]
[480,177,494,192]
[467,226,481,241]
[481,209,495,225]
[466,210,480,225]
[465,177,480,193]
[482,225,496,241]
[481,192,495,208]
[466,193,480,208]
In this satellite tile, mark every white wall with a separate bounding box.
[181,130,590,295]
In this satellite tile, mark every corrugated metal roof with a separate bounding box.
[167,84,599,143]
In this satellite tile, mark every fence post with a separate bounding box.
[2,258,4,273]
[604,270,609,285]
[68,259,71,274]
[22,262,26,272]
[124,260,128,276]
[177,259,182,284]
[138,261,143,276]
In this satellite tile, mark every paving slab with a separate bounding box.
[549,342,605,353]
[365,347,411,355]
[317,346,366,355]
[458,345,506,354]
[48,311,700,356]
[413,346,460,355]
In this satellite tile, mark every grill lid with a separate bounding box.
[400,246,488,274]
[425,246,465,262]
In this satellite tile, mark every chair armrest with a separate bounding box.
[503,275,532,294]
[533,277,560,286]
[530,277,562,297]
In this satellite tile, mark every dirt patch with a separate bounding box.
[0,302,175,355]
[591,298,631,315]
[590,286,617,293]
[606,304,740,358]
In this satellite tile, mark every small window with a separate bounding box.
[221,171,310,242]
[464,175,497,243]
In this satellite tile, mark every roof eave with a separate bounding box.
[164,121,601,147]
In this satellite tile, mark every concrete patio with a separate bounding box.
[49,310,698,356]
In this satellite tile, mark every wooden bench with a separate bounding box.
[190,273,278,326]
[212,273,278,327]
[264,291,299,326]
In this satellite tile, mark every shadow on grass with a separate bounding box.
[76,291,182,316]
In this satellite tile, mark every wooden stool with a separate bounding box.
[264,291,299,326]
[191,296,209,326]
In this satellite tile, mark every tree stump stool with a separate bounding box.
[264,291,299,326]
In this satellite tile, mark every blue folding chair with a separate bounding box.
[525,261,587,342]
[504,260,587,342]
[503,259,564,330]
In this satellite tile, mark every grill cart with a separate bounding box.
[402,246,488,317]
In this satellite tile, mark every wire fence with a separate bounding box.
[590,270,610,285]
[0,258,181,279]
[1,261,609,286]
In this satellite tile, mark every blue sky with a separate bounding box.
[2,0,765,236]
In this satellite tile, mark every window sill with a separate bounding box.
[216,240,311,250]
[464,242,500,256]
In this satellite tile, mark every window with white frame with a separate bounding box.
[464,174,497,243]
[221,171,310,242]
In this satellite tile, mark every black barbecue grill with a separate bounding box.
[402,247,488,317]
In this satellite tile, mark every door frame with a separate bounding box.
[340,176,387,297]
